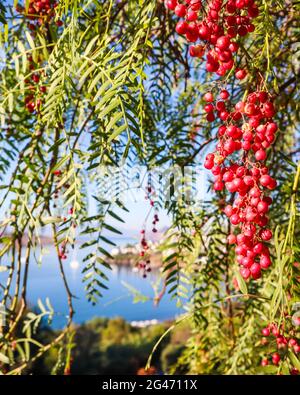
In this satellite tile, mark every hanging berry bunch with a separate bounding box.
[16,1,62,114]
[53,170,62,207]
[138,230,152,278]
[152,211,159,233]
[165,0,258,77]
[53,169,71,210]
[145,173,160,233]
[137,174,160,277]
[260,320,300,374]
[58,240,68,260]
[166,0,278,282]
[16,0,62,30]
[204,88,278,281]
[24,54,47,114]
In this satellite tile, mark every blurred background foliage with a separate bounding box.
[28,316,191,375]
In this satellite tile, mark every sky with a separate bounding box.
[84,164,209,240]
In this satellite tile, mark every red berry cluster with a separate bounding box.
[166,1,278,281]
[260,321,300,374]
[165,0,258,77]
[145,181,155,206]
[204,90,278,280]
[138,230,152,278]
[144,175,160,233]
[16,1,63,114]
[58,240,68,260]
[53,169,70,208]
[137,176,160,277]
[53,170,62,207]
[16,0,62,30]
[152,212,159,233]
[24,55,47,114]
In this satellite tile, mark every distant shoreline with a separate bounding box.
[1,233,163,268]
[109,249,162,269]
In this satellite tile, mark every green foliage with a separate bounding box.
[28,316,189,375]
[0,0,299,375]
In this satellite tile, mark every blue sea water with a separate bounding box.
[1,237,183,328]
